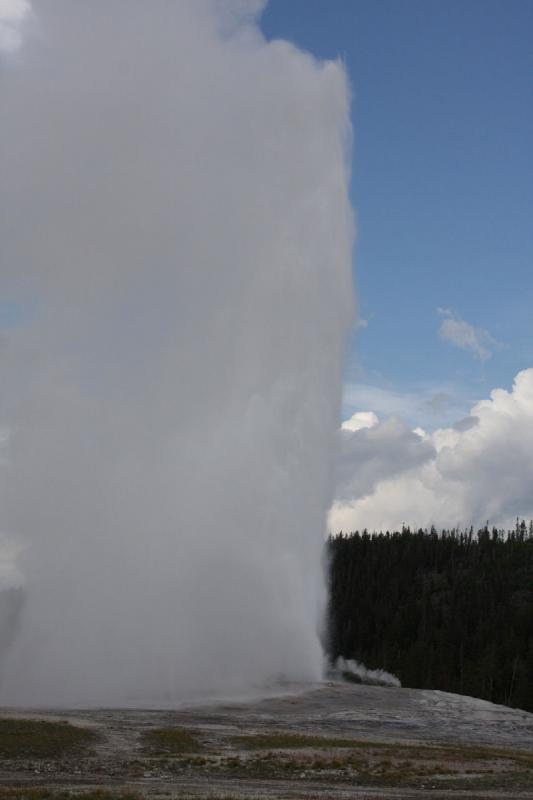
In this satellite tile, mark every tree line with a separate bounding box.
[327,522,533,712]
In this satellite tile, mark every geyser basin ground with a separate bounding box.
[1,682,533,799]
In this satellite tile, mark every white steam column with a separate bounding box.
[0,0,353,705]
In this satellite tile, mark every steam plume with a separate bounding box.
[0,1,353,704]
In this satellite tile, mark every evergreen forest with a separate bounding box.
[327,522,533,712]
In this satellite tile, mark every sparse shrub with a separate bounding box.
[0,720,97,759]
[141,726,202,755]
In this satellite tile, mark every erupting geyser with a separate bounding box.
[0,0,353,705]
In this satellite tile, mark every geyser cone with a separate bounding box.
[0,0,353,705]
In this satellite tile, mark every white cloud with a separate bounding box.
[341,410,378,432]
[453,415,479,433]
[330,369,533,532]
[437,308,501,362]
[0,0,30,54]
[335,416,435,503]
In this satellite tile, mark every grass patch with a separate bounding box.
[0,790,245,800]
[0,719,97,759]
[224,736,533,788]
[231,732,363,750]
[0,792,140,800]
[443,744,533,768]
[142,727,203,755]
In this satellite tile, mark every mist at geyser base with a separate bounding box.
[0,0,353,706]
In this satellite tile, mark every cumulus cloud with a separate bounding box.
[341,411,378,433]
[452,415,479,433]
[335,416,435,503]
[0,0,353,705]
[437,308,501,362]
[330,369,533,533]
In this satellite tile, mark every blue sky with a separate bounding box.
[262,0,533,428]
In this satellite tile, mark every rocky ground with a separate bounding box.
[1,681,533,799]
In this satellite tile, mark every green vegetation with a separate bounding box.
[142,726,203,755]
[0,793,140,800]
[232,732,359,749]
[328,521,533,712]
[1,732,531,796]
[0,793,244,800]
[0,719,97,759]
[211,738,533,790]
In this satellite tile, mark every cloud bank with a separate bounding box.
[0,0,353,705]
[330,369,533,533]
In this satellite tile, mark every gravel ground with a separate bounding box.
[1,681,533,799]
